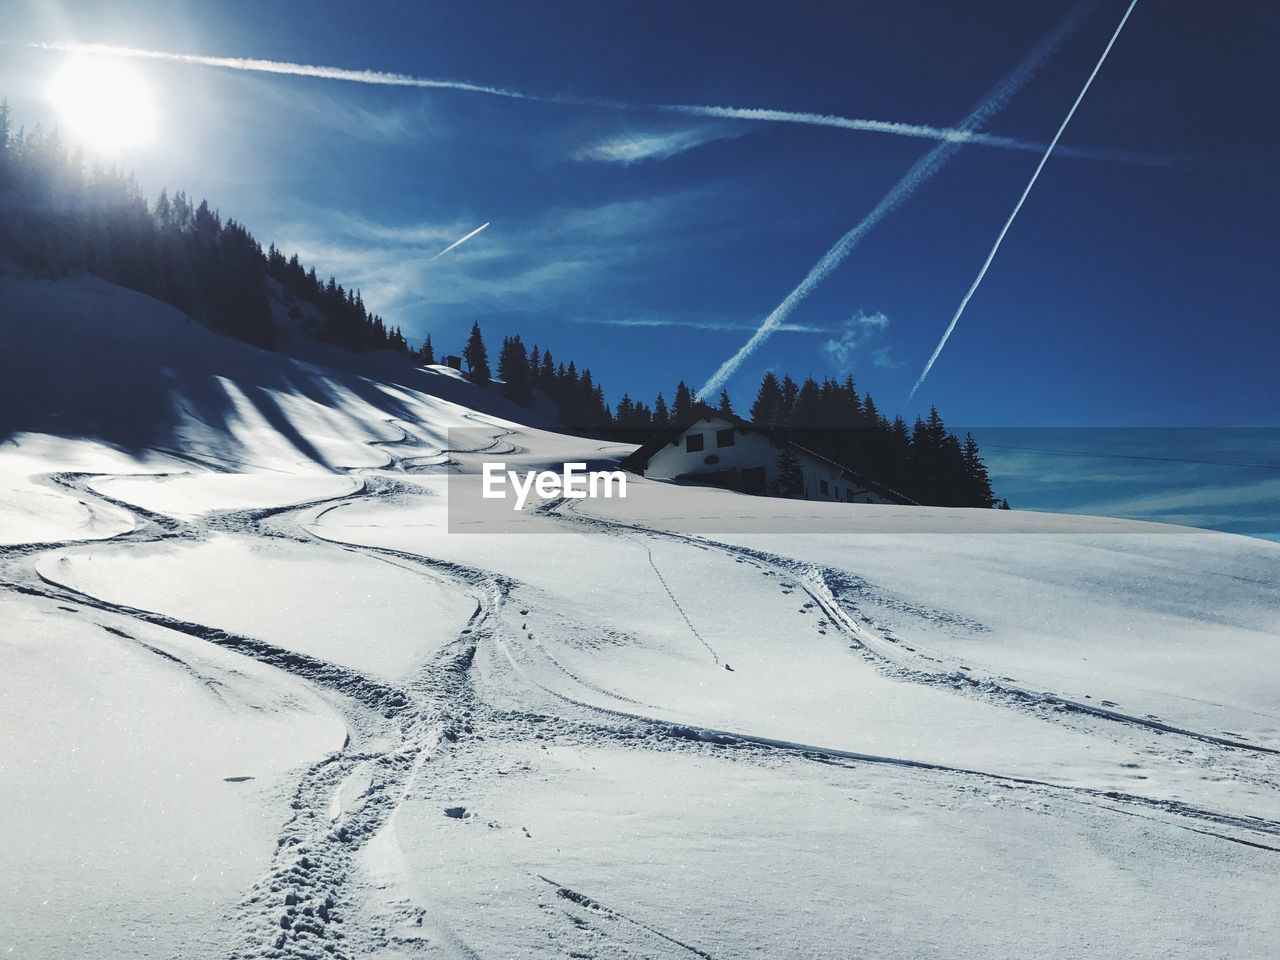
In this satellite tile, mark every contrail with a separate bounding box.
[905,0,1139,407]
[23,35,1168,165]
[432,222,490,260]
[25,42,533,99]
[653,103,1160,165]
[695,2,1092,400]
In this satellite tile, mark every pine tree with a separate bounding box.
[498,334,533,405]
[771,448,804,498]
[717,389,734,417]
[194,199,219,241]
[939,433,967,507]
[153,189,172,230]
[0,100,10,183]
[884,415,912,490]
[750,372,784,429]
[463,322,491,384]
[925,406,947,448]
[862,394,884,429]
[173,190,192,228]
[420,334,435,364]
[793,377,822,428]
[780,375,799,426]
[652,392,670,428]
[592,384,609,426]
[615,393,636,426]
[633,402,652,429]
[673,380,694,421]
[961,433,995,508]
[562,361,579,415]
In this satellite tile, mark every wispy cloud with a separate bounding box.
[575,125,741,165]
[652,104,1165,166]
[1075,475,1280,518]
[332,215,463,247]
[872,346,902,369]
[257,85,429,143]
[695,0,1092,400]
[980,433,1280,534]
[573,315,830,333]
[822,311,900,369]
[276,191,711,324]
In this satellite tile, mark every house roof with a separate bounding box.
[620,409,917,505]
[620,409,748,473]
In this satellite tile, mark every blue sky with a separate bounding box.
[3,0,1278,428]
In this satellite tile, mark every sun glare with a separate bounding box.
[49,56,157,155]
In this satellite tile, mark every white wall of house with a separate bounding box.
[645,416,777,487]
[641,415,897,504]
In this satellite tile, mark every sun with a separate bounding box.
[49,56,157,155]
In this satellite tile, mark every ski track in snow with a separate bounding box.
[535,497,1280,840]
[555,497,1280,757]
[1,430,503,958]
[644,545,721,666]
[536,874,716,959]
[3,416,1279,959]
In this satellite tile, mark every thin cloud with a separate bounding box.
[656,104,1169,167]
[258,84,427,143]
[278,191,710,321]
[575,125,741,165]
[989,451,1280,532]
[696,0,1092,400]
[1075,475,1280,517]
[25,36,1170,164]
[872,346,903,369]
[822,311,898,369]
[906,0,1140,407]
[573,316,830,333]
[335,214,464,246]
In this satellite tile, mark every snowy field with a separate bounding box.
[2,277,1278,958]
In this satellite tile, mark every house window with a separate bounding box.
[716,428,736,448]
[847,487,855,502]
[819,478,829,496]
[741,466,766,495]
[685,433,704,453]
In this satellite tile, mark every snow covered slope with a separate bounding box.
[0,274,559,472]
[2,275,1277,959]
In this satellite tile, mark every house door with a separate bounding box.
[740,466,766,495]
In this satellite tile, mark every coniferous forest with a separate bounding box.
[0,100,999,508]
[745,372,1000,508]
[0,104,403,352]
